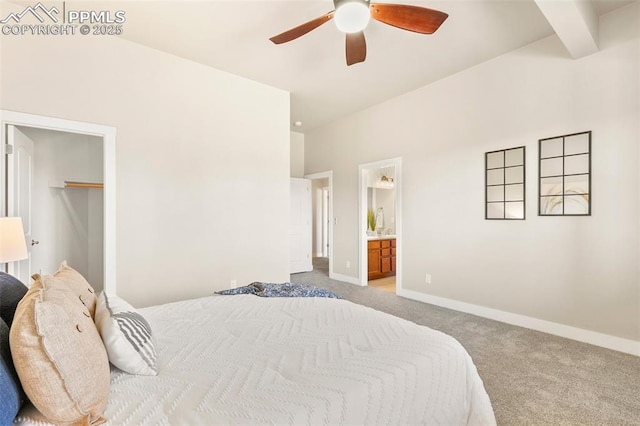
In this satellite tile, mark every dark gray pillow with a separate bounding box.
[0,272,28,326]
[0,317,25,423]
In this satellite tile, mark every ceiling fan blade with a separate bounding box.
[370,3,448,34]
[269,11,335,44]
[346,31,367,66]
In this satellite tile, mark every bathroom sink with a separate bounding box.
[367,234,396,240]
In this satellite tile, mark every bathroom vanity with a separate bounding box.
[367,237,396,280]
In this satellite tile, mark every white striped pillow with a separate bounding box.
[95,292,158,376]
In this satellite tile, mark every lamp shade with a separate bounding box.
[0,217,28,263]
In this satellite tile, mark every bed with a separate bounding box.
[17,293,494,425]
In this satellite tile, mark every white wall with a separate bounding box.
[290,131,305,178]
[0,12,290,307]
[23,127,104,290]
[305,4,640,342]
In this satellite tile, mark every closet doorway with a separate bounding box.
[0,111,116,293]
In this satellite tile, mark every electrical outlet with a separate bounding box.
[425,274,432,284]
[230,280,237,289]
[346,261,351,269]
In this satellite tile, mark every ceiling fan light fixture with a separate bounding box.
[334,1,370,33]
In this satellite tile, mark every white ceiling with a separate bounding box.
[34,0,638,130]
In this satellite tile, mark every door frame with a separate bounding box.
[0,110,116,294]
[358,157,402,291]
[321,187,329,257]
[304,170,333,275]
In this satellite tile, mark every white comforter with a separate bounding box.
[20,295,496,425]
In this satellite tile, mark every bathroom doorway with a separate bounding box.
[304,171,333,278]
[359,158,402,293]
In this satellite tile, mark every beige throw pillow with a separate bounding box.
[10,274,110,425]
[50,261,98,318]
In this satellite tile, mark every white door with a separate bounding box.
[6,125,34,284]
[290,178,312,273]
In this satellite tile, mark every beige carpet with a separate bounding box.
[293,258,640,425]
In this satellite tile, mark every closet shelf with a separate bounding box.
[49,180,104,189]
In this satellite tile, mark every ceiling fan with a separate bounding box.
[269,0,448,66]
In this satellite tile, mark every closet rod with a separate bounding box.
[64,181,104,189]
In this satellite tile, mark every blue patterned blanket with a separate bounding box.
[217,282,341,299]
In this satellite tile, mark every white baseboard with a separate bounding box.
[397,288,640,357]
[329,272,363,286]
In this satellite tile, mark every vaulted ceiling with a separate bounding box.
[20,0,637,130]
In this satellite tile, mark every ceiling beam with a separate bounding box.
[534,0,599,58]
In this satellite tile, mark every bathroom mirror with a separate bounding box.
[366,166,397,236]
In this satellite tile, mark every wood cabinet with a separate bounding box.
[368,238,396,280]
